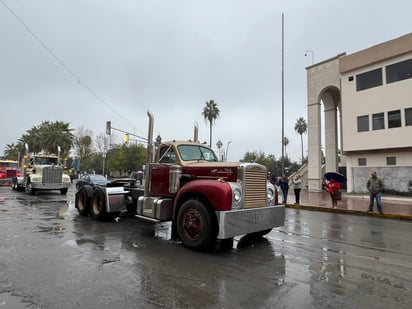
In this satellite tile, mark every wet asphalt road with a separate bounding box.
[0,186,411,309]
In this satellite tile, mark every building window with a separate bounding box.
[356,68,383,91]
[386,157,396,165]
[358,158,367,166]
[372,112,385,130]
[357,115,369,132]
[406,108,412,126]
[387,110,401,128]
[386,58,412,84]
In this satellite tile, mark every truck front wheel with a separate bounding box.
[11,178,17,191]
[176,199,215,250]
[26,180,36,195]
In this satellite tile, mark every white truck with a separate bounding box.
[12,145,71,195]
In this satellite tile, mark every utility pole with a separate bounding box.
[281,13,285,175]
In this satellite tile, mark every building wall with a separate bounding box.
[340,53,412,151]
[306,33,412,194]
[346,151,412,193]
[338,33,412,193]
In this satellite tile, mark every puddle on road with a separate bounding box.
[0,292,36,308]
[37,223,65,235]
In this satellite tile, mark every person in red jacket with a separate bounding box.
[325,178,341,208]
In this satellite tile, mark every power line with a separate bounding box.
[0,0,140,132]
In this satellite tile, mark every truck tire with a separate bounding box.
[11,178,17,191]
[26,180,36,195]
[75,185,93,216]
[91,187,107,220]
[176,199,215,250]
[90,187,120,221]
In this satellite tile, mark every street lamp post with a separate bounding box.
[305,50,314,64]
[226,141,232,162]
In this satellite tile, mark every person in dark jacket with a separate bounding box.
[367,171,384,214]
[279,175,289,203]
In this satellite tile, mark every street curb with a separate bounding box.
[285,204,412,221]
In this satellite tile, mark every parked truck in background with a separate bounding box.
[12,145,71,195]
[0,159,21,186]
[75,111,285,250]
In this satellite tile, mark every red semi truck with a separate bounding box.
[75,111,285,250]
[0,159,21,186]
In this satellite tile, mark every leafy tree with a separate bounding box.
[107,143,146,177]
[241,151,271,168]
[95,132,114,175]
[3,143,20,160]
[294,117,307,162]
[282,136,289,156]
[18,121,73,157]
[202,100,220,147]
[216,140,223,161]
[73,127,94,172]
[241,150,301,180]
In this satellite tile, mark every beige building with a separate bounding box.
[307,32,412,194]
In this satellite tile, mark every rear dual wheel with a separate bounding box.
[75,185,94,216]
[90,187,120,221]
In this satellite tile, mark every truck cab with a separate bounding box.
[136,136,284,250]
[75,111,285,251]
[13,149,71,195]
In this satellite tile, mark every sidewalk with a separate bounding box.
[284,190,412,220]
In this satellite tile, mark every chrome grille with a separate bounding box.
[242,164,267,209]
[6,169,17,178]
[42,166,63,184]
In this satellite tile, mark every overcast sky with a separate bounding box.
[1,0,411,162]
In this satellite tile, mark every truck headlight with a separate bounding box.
[266,183,275,205]
[228,182,243,209]
[233,188,241,202]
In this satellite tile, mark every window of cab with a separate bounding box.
[178,145,217,162]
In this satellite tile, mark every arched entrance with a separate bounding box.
[306,54,345,192]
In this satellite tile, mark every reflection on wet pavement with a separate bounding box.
[1,187,411,308]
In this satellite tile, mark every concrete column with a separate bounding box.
[324,98,338,173]
[307,101,323,191]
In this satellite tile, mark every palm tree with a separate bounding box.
[18,121,73,157]
[3,143,20,160]
[283,136,289,156]
[216,140,223,161]
[202,100,220,147]
[294,117,308,162]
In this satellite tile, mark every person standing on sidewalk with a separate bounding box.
[293,174,302,205]
[367,171,384,214]
[325,178,341,208]
[279,175,289,203]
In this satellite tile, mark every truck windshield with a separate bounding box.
[0,161,18,168]
[178,145,217,162]
[34,157,58,165]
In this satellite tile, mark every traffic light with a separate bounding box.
[106,121,111,135]
[124,133,129,144]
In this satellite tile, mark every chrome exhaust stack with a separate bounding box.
[145,111,154,195]
[194,121,198,143]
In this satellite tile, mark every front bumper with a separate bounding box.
[216,204,285,239]
[30,182,70,190]
[0,179,13,186]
